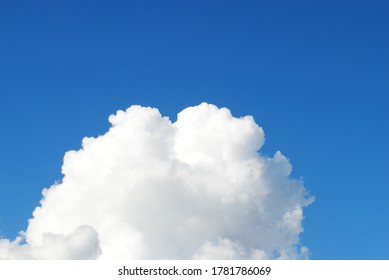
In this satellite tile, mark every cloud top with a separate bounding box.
[0,103,313,259]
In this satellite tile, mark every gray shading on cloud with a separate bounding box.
[0,103,313,259]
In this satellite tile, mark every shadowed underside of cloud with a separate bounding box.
[0,103,313,259]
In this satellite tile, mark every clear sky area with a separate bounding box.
[0,0,388,259]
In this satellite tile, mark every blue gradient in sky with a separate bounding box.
[0,0,388,259]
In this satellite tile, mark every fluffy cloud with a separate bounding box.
[0,103,313,259]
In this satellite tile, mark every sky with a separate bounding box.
[0,0,388,259]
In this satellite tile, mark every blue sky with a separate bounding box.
[0,0,388,259]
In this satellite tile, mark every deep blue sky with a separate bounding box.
[1,0,388,259]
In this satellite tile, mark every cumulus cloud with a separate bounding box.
[0,103,313,259]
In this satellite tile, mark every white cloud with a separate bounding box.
[0,225,100,259]
[0,103,313,259]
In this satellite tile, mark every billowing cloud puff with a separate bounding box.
[0,103,313,259]
[0,225,100,259]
